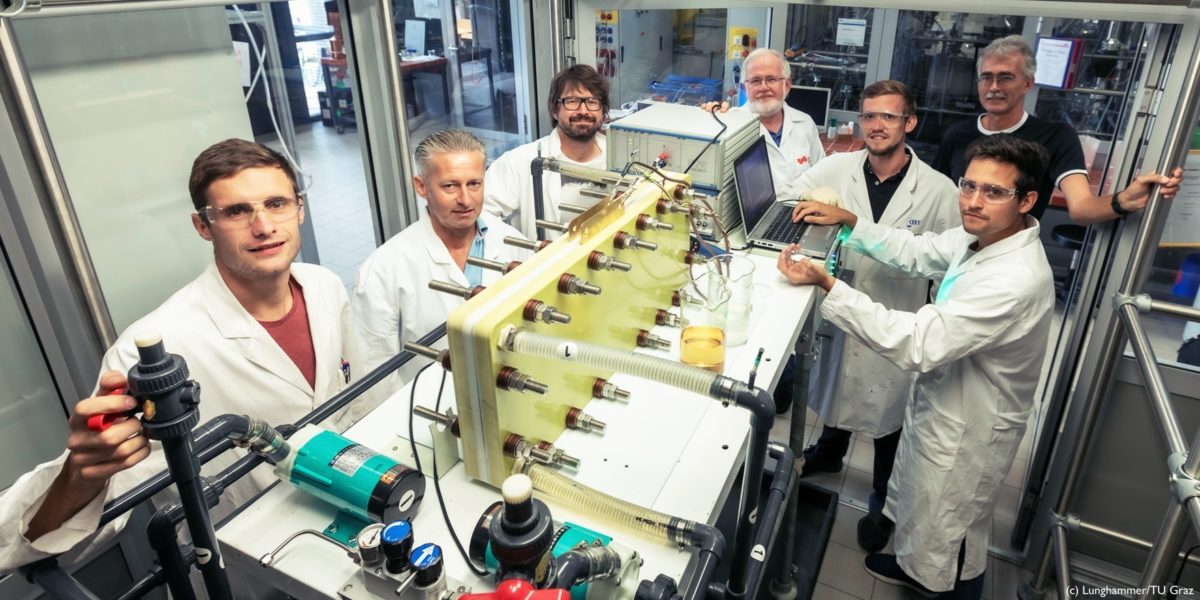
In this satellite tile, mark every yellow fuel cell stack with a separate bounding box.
[447,175,693,487]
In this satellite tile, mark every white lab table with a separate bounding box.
[217,252,816,598]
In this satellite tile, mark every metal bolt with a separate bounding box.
[523,299,571,324]
[587,251,632,272]
[535,219,569,233]
[559,273,602,295]
[592,378,631,401]
[565,407,607,434]
[504,236,551,252]
[655,309,680,328]
[636,329,672,351]
[637,214,674,231]
[497,366,548,394]
[614,231,658,251]
[429,280,485,299]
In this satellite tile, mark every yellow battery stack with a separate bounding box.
[447,175,693,487]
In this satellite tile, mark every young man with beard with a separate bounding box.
[933,35,1181,223]
[781,134,1055,599]
[786,80,960,553]
[0,139,362,572]
[354,130,528,391]
[484,65,609,239]
[705,48,825,200]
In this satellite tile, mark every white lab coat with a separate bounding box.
[734,103,825,201]
[819,217,1054,591]
[483,130,607,240]
[0,262,362,572]
[800,149,961,438]
[351,211,529,394]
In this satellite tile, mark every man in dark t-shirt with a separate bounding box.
[932,35,1180,224]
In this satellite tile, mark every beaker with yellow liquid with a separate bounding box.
[678,272,731,373]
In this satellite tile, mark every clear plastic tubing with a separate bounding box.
[518,459,695,545]
[507,329,718,396]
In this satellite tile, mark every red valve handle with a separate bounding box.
[86,387,134,432]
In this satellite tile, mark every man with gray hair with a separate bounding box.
[932,34,1180,223]
[706,48,825,200]
[353,129,528,391]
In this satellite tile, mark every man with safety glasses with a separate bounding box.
[933,35,1181,223]
[778,134,1056,599]
[0,139,362,577]
[786,80,961,556]
[485,65,610,240]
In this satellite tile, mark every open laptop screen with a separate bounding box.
[733,135,776,232]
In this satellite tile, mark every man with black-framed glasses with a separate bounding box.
[778,134,1055,599]
[932,34,1180,224]
[485,65,610,240]
[0,139,363,580]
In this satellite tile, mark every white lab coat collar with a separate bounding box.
[844,146,925,226]
[416,212,508,285]
[197,261,324,394]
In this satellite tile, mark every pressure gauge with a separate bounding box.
[356,523,385,567]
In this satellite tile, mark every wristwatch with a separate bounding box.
[1111,190,1131,217]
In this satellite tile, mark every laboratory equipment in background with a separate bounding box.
[605,102,760,237]
[888,11,1026,160]
[1033,20,1147,158]
[782,6,874,119]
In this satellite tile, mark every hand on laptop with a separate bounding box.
[792,200,856,228]
[777,246,836,292]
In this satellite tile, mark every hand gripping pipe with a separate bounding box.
[517,459,724,600]
[502,328,775,599]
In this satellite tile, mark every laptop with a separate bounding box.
[732,135,840,259]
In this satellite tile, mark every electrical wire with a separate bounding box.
[1170,543,1200,599]
[683,106,728,174]
[407,361,490,577]
[231,6,314,194]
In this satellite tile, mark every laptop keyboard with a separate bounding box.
[762,208,806,244]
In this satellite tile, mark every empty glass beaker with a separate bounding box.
[706,254,755,346]
[678,272,731,373]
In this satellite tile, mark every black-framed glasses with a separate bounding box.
[856,111,909,125]
[558,96,603,110]
[957,177,1021,204]
[202,196,303,228]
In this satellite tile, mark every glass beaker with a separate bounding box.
[678,272,731,373]
[706,254,755,347]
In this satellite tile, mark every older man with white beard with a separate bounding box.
[707,48,825,201]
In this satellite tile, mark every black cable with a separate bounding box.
[1170,543,1200,599]
[683,106,728,174]
[407,361,490,577]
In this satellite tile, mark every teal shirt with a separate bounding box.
[464,218,488,286]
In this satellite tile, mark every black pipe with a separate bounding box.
[708,379,775,600]
[125,341,232,600]
[101,414,244,526]
[681,523,726,600]
[736,443,795,600]
[531,157,548,240]
[112,563,167,600]
[19,558,100,600]
[548,545,622,590]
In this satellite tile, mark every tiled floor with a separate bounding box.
[772,406,1044,600]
